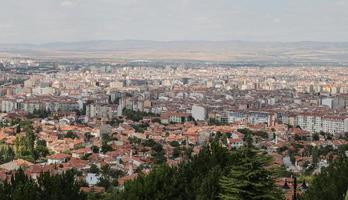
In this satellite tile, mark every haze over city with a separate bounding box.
[0,0,348,43]
[0,1,348,200]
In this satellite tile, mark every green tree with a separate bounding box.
[151,143,166,165]
[101,143,113,154]
[25,125,35,153]
[0,144,15,164]
[244,133,253,147]
[118,141,233,200]
[219,147,284,200]
[34,139,49,159]
[84,132,93,142]
[0,169,86,200]
[89,164,100,174]
[65,130,79,139]
[36,170,86,200]
[312,147,319,166]
[16,124,21,134]
[172,147,181,159]
[169,141,180,147]
[301,156,348,200]
[312,133,320,141]
[14,135,30,159]
[91,145,99,153]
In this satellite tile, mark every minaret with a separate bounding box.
[186,136,189,149]
[128,149,134,175]
[274,133,278,145]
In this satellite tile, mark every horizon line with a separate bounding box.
[1,39,348,46]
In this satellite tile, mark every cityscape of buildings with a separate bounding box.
[1,0,348,199]
[1,57,348,198]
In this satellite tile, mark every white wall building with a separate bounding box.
[191,105,207,121]
[321,97,334,109]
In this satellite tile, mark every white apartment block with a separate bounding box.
[86,103,115,120]
[322,117,348,134]
[227,111,276,126]
[295,113,348,134]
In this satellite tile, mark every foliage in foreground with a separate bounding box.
[0,169,86,200]
[117,142,283,200]
[219,148,284,200]
[0,141,285,200]
[301,155,348,200]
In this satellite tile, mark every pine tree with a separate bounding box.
[219,147,284,200]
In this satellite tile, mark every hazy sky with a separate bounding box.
[0,0,347,43]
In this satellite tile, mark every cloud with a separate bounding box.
[272,18,281,23]
[0,24,12,29]
[0,0,347,43]
[336,0,346,6]
[60,1,74,7]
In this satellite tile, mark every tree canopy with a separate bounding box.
[219,147,283,200]
[117,142,283,200]
[0,169,86,200]
[301,156,348,200]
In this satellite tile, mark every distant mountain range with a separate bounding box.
[2,40,348,51]
[1,40,348,63]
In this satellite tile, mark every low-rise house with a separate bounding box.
[227,132,244,149]
[0,159,34,171]
[72,147,92,159]
[160,112,191,124]
[118,174,138,189]
[25,164,57,180]
[47,153,71,164]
